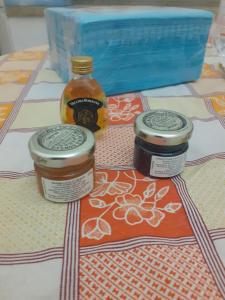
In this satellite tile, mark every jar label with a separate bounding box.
[67,98,103,132]
[41,168,94,202]
[150,152,187,177]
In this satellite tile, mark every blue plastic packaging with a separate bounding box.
[45,6,213,96]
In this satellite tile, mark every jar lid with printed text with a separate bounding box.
[29,124,95,168]
[134,109,193,146]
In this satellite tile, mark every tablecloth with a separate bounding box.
[0,45,224,300]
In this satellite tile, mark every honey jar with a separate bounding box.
[134,110,193,178]
[29,124,95,202]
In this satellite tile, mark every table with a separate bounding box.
[0,45,224,300]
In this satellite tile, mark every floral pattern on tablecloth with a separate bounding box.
[0,45,225,300]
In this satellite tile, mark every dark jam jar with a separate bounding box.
[134,110,193,178]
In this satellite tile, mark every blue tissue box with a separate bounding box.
[45,6,213,96]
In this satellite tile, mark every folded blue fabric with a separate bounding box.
[45,7,213,96]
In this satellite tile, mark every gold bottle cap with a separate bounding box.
[71,56,93,74]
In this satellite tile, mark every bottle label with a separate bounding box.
[150,152,187,178]
[67,98,103,132]
[41,168,94,202]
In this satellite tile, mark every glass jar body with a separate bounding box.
[34,157,95,202]
[134,137,188,178]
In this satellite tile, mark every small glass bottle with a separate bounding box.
[60,56,108,137]
[29,124,95,203]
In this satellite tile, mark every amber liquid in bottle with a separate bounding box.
[60,56,108,138]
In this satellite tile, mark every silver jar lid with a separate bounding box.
[134,109,193,146]
[29,124,95,168]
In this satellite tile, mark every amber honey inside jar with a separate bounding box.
[29,124,95,203]
[134,110,193,178]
